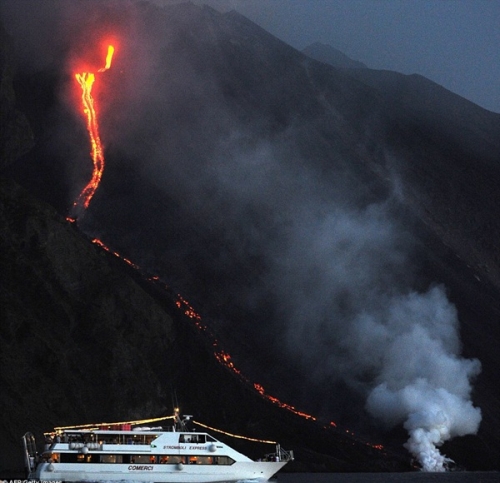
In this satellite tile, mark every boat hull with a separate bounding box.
[32,460,287,482]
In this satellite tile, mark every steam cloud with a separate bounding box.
[1,0,482,470]
[210,138,482,471]
[364,292,482,471]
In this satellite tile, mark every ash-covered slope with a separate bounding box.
[343,68,500,285]
[2,0,500,471]
[299,53,500,469]
[302,43,500,287]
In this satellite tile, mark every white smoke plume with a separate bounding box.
[235,144,483,471]
[364,290,482,470]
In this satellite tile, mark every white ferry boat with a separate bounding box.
[22,411,293,482]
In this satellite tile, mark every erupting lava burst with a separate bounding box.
[72,44,115,213]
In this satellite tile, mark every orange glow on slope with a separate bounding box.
[176,295,336,425]
[99,45,115,72]
[85,239,386,450]
[92,238,139,270]
[174,290,324,423]
[73,45,114,211]
[214,350,245,378]
[176,295,205,330]
[253,383,316,421]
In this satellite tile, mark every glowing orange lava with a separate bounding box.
[86,238,386,448]
[66,43,384,454]
[92,238,139,270]
[73,45,114,211]
[253,383,317,420]
[99,45,115,72]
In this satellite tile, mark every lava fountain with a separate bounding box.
[71,44,114,214]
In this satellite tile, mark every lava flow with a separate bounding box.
[72,45,115,213]
[88,238,386,452]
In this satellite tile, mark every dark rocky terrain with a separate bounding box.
[1,0,500,476]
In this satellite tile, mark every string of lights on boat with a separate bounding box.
[50,415,175,434]
[192,420,277,445]
[48,414,276,445]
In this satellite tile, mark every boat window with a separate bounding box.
[190,456,213,465]
[75,454,93,463]
[60,453,102,463]
[60,453,79,463]
[162,455,185,464]
[179,433,205,443]
[145,435,158,445]
[99,435,120,445]
[130,454,155,464]
[185,455,234,465]
[214,456,235,465]
[66,433,84,443]
[57,452,234,465]
[62,454,125,463]
[127,434,159,445]
[100,454,123,463]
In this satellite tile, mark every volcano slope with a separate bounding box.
[0,10,409,476]
[2,0,500,472]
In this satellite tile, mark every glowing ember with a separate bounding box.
[214,350,245,378]
[99,45,115,72]
[73,45,114,212]
[176,295,206,331]
[92,238,139,269]
[85,238,386,447]
[253,383,317,421]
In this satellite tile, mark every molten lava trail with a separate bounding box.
[89,240,385,453]
[73,45,114,211]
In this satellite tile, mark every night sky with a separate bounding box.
[185,0,500,113]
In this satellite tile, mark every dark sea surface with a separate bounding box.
[275,472,500,483]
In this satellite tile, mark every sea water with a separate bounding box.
[275,472,500,482]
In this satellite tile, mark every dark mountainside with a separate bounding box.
[303,42,368,70]
[1,0,500,475]
[0,5,411,475]
[0,181,408,476]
